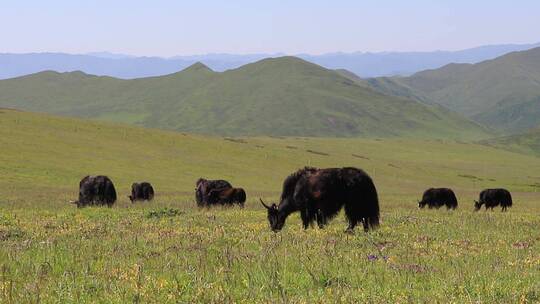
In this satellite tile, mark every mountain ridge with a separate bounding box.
[367,47,540,134]
[2,42,539,79]
[0,56,490,139]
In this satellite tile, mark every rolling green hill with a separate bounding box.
[369,47,540,134]
[0,57,489,139]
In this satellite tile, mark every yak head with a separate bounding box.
[418,200,426,209]
[195,178,206,188]
[260,198,285,232]
[128,195,135,203]
[474,200,482,211]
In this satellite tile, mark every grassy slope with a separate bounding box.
[0,57,489,139]
[0,109,536,205]
[370,47,540,133]
[480,127,540,156]
[1,110,539,302]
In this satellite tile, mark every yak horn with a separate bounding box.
[259,198,271,209]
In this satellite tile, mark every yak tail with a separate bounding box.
[367,210,380,229]
[236,188,247,203]
[364,177,380,230]
[347,172,380,231]
[148,187,155,200]
[366,199,380,229]
[105,180,117,205]
[507,193,513,207]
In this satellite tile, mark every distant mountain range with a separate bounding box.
[1,42,539,79]
[367,47,540,134]
[0,57,489,139]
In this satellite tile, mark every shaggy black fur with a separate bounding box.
[73,175,117,208]
[475,188,513,211]
[207,187,247,207]
[418,188,458,210]
[129,182,155,203]
[261,167,379,232]
[195,178,233,207]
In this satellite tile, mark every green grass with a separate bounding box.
[479,127,540,156]
[370,47,540,134]
[0,57,490,139]
[1,109,539,302]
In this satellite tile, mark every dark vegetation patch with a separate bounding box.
[396,215,419,224]
[306,149,329,156]
[0,228,26,241]
[224,138,248,144]
[388,163,400,169]
[458,174,483,181]
[352,154,370,160]
[81,224,110,239]
[286,145,298,150]
[146,208,184,219]
[375,241,395,251]
[512,241,531,249]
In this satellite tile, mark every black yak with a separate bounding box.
[475,188,513,211]
[71,175,117,208]
[195,178,233,207]
[208,187,247,207]
[260,167,379,232]
[129,182,155,203]
[418,188,458,209]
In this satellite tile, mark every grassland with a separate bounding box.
[481,128,540,157]
[1,109,539,303]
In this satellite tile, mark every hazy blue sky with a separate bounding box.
[1,0,539,56]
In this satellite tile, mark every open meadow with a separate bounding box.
[1,109,540,303]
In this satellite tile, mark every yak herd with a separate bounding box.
[72,167,513,232]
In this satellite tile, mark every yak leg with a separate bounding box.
[300,209,310,229]
[345,221,357,233]
[316,210,326,229]
[362,218,369,232]
[344,202,358,233]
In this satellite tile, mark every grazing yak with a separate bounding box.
[418,188,458,210]
[475,188,513,211]
[260,167,379,232]
[207,187,247,207]
[195,178,233,207]
[71,175,117,208]
[129,182,155,203]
